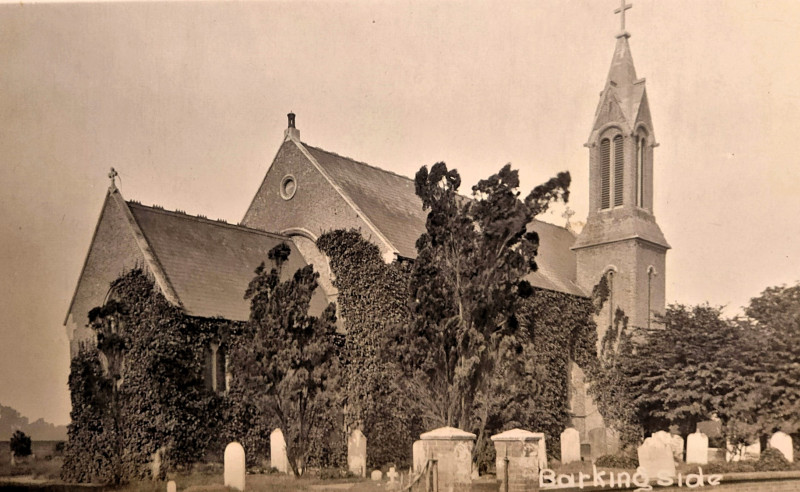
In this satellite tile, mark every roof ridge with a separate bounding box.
[303,142,416,184]
[127,201,292,240]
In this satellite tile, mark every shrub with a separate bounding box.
[594,454,638,469]
[755,447,791,472]
[703,460,757,474]
[10,430,32,458]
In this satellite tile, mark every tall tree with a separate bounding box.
[395,162,570,447]
[228,244,339,476]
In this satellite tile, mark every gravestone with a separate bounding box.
[588,427,620,459]
[580,443,592,461]
[686,432,708,464]
[412,440,425,473]
[270,428,289,474]
[637,436,676,480]
[419,426,476,490]
[770,431,794,462]
[166,481,176,492]
[371,469,383,481]
[670,434,685,462]
[149,447,163,480]
[560,428,581,464]
[491,428,544,492]
[652,430,672,447]
[224,442,246,492]
[387,466,399,489]
[347,429,367,477]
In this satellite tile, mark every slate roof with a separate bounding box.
[304,144,585,297]
[128,203,313,321]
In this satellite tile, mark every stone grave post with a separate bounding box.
[770,431,794,462]
[560,428,581,464]
[420,426,476,491]
[224,442,246,491]
[588,427,620,459]
[491,428,545,492]
[270,428,289,474]
[638,436,676,480]
[686,432,708,464]
[347,429,367,477]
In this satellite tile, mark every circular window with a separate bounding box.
[280,175,297,200]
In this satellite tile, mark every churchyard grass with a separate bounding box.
[115,472,386,492]
[0,441,64,481]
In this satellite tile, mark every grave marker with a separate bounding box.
[686,432,708,465]
[347,429,367,477]
[770,432,793,462]
[638,436,675,480]
[224,442,246,491]
[270,428,289,474]
[560,428,581,464]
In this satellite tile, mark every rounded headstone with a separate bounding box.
[770,431,794,462]
[371,469,383,481]
[560,428,581,464]
[224,442,246,491]
[166,480,177,492]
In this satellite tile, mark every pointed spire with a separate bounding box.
[606,35,638,87]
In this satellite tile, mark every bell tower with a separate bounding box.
[573,1,669,342]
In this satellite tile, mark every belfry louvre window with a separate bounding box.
[600,138,611,209]
[636,136,645,207]
[613,135,624,206]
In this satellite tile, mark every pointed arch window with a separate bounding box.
[636,135,645,208]
[600,138,611,209]
[613,135,624,206]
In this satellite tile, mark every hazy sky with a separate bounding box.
[1,0,799,426]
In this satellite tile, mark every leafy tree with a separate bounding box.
[392,162,570,454]
[228,243,339,476]
[10,430,32,458]
[742,283,800,436]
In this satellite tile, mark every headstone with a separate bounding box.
[770,431,794,462]
[686,432,709,464]
[166,481,177,492]
[149,447,163,480]
[419,426,476,490]
[387,466,399,488]
[670,434,685,462]
[347,429,367,477]
[412,440,425,473]
[224,442,246,492]
[637,437,676,480]
[560,428,581,464]
[588,426,620,459]
[652,430,672,447]
[491,428,544,491]
[270,428,289,474]
[371,469,383,481]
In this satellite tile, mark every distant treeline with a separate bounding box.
[0,403,67,441]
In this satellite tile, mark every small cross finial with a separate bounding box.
[562,207,576,230]
[108,167,118,190]
[614,0,633,35]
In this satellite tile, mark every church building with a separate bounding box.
[64,4,668,455]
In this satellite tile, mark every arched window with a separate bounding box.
[636,135,645,207]
[600,138,611,209]
[205,343,227,394]
[613,135,624,206]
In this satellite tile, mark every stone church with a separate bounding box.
[64,11,668,456]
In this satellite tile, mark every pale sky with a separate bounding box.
[1,0,799,426]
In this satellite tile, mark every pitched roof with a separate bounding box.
[303,143,585,297]
[128,203,313,321]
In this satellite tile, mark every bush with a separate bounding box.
[755,447,791,472]
[10,430,32,458]
[703,460,757,474]
[594,454,638,469]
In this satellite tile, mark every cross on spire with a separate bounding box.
[108,167,119,190]
[614,0,633,36]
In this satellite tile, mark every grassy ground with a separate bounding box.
[0,441,64,481]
